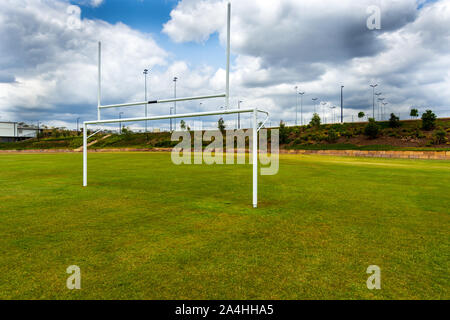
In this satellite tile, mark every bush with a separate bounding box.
[326,129,339,143]
[389,113,401,128]
[279,121,289,144]
[421,110,437,131]
[433,128,447,145]
[364,118,380,139]
[309,113,321,128]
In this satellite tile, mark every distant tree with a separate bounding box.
[389,113,401,128]
[364,118,380,139]
[421,110,437,131]
[279,120,289,144]
[218,118,226,132]
[180,120,186,130]
[309,113,321,127]
[410,108,419,119]
[358,112,365,120]
[121,126,131,135]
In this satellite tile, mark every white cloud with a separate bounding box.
[163,0,450,123]
[1,0,450,131]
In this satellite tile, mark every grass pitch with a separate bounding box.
[0,152,448,299]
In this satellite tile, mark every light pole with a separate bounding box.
[340,86,344,123]
[119,112,124,134]
[173,77,178,131]
[76,117,80,135]
[294,86,298,126]
[37,120,40,141]
[329,106,336,123]
[370,84,378,119]
[238,100,243,129]
[299,91,305,126]
[199,102,202,130]
[170,106,173,131]
[374,92,382,119]
[321,102,327,123]
[312,98,318,114]
[378,97,385,120]
[143,69,149,133]
[382,102,388,120]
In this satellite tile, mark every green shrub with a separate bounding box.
[309,113,321,128]
[326,129,339,143]
[364,118,380,139]
[279,121,289,144]
[389,113,401,128]
[422,110,437,131]
[433,129,447,145]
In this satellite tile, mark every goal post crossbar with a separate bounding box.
[99,93,227,110]
[83,107,269,208]
[84,108,266,125]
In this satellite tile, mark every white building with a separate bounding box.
[0,122,40,142]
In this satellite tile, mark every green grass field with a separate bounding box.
[0,152,448,299]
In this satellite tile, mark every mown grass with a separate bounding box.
[0,153,448,299]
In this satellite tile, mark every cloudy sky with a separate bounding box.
[0,0,449,130]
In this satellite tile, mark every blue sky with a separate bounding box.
[72,0,225,68]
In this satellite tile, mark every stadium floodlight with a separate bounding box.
[370,84,378,119]
[321,101,327,123]
[299,91,305,126]
[83,2,269,208]
[238,100,243,129]
[294,86,298,125]
[312,97,318,113]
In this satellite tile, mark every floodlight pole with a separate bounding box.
[238,100,242,129]
[226,2,231,109]
[299,91,305,126]
[370,84,378,119]
[312,98,318,114]
[294,86,298,126]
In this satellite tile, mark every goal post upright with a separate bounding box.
[226,1,231,109]
[83,122,87,187]
[97,41,101,121]
[252,108,258,208]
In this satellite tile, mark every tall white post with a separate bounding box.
[83,123,87,187]
[225,2,231,109]
[252,108,258,208]
[98,41,101,121]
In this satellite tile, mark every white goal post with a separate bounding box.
[82,2,270,208]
